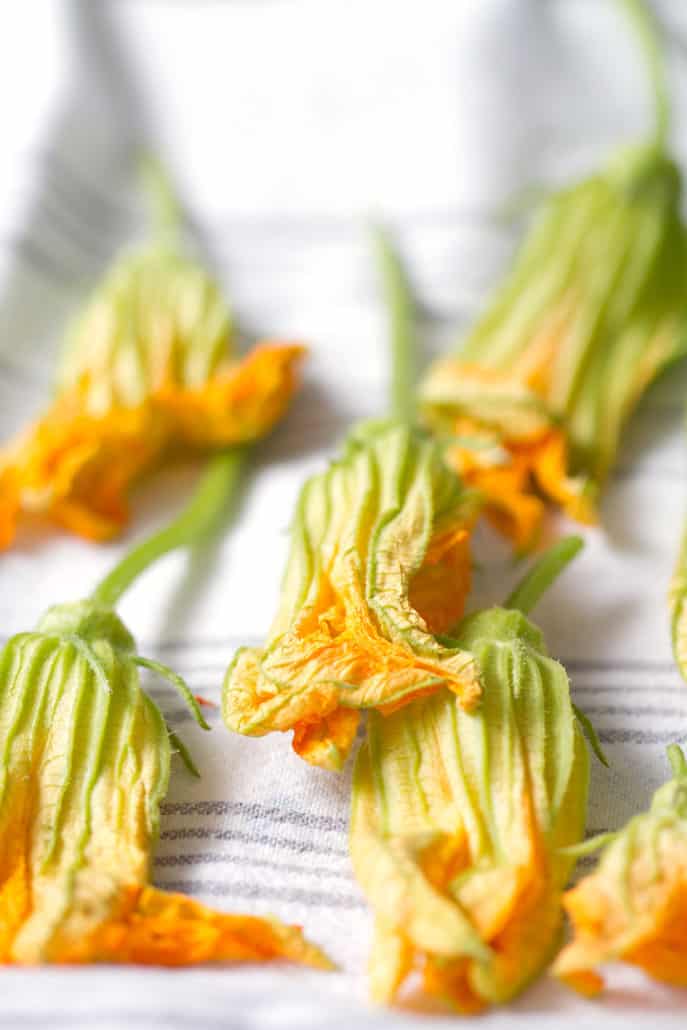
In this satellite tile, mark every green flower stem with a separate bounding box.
[91,448,247,609]
[371,224,417,424]
[619,0,670,149]
[505,535,584,615]
[558,831,618,858]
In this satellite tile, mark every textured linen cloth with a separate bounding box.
[0,1,686,1026]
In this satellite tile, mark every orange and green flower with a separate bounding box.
[0,599,329,969]
[554,744,687,996]
[222,228,487,771]
[420,143,687,549]
[0,170,303,547]
[351,592,590,1012]
[223,418,482,771]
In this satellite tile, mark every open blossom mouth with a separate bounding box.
[420,364,597,551]
[0,342,304,547]
[443,416,595,551]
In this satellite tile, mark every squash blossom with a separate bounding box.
[223,224,484,771]
[223,418,482,772]
[554,745,687,996]
[422,0,687,550]
[0,598,330,968]
[420,141,687,549]
[350,598,590,1013]
[0,172,304,547]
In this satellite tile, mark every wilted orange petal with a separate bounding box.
[194,694,217,708]
[55,886,332,968]
[223,420,480,769]
[227,581,481,772]
[447,446,545,551]
[419,833,471,892]
[446,428,595,550]
[0,468,20,549]
[559,970,605,997]
[158,342,305,447]
[531,433,597,526]
[423,957,486,1015]
[408,526,472,635]
[0,824,31,961]
[625,885,687,987]
[293,708,361,772]
[0,343,304,547]
[559,871,687,991]
[0,401,164,547]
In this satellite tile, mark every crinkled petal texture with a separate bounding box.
[0,601,328,969]
[420,145,687,548]
[56,245,236,411]
[554,749,687,995]
[223,420,482,772]
[0,243,304,546]
[350,608,589,1013]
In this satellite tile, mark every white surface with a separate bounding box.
[0,1,686,1026]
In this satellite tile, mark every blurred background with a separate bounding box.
[4,0,687,360]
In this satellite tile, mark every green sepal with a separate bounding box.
[572,703,609,768]
[169,730,201,779]
[133,656,210,730]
